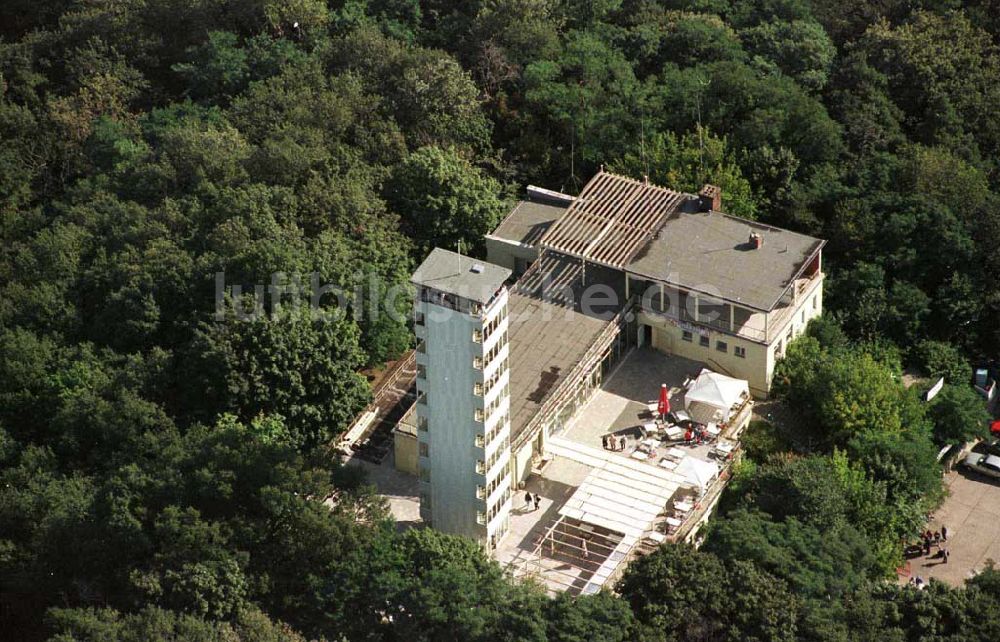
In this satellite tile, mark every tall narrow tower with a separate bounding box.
[411,249,513,549]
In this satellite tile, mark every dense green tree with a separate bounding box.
[825,50,906,155]
[545,591,634,642]
[621,10,745,73]
[521,29,643,183]
[703,508,877,598]
[742,19,836,91]
[927,383,991,446]
[46,605,307,642]
[183,303,370,451]
[611,127,759,218]
[858,11,1000,160]
[912,339,971,385]
[386,145,509,256]
[618,543,799,641]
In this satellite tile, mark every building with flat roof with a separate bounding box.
[412,249,514,549]
[489,171,825,397]
[411,170,824,552]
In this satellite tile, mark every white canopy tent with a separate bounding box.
[683,369,749,424]
[674,456,720,495]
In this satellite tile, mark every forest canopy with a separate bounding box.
[2,1,999,641]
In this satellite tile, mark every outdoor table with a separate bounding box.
[713,442,735,459]
[641,437,660,449]
[630,450,649,461]
[706,423,721,437]
[674,500,694,513]
[665,447,686,461]
[658,459,677,471]
[665,517,683,532]
[664,425,686,441]
[645,532,666,544]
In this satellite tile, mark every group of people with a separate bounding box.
[523,491,541,512]
[683,428,704,445]
[921,526,949,561]
[602,434,627,451]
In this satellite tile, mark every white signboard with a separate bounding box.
[925,377,945,402]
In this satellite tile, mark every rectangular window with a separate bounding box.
[473,382,483,396]
[682,330,693,342]
[476,460,485,475]
[812,295,817,310]
[477,485,486,499]
[419,442,429,457]
[775,340,783,356]
[474,408,484,422]
[787,330,793,344]
[475,434,485,448]
[415,311,425,326]
[716,340,728,353]
[419,467,430,483]
[734,346,746,358]
[416,364,426,379]
[477,511,486,525]
[473,356,483,369]
[420,493,431,510]
[699,335,710,347]
[473,329,483,343]
[417,415,428,431]
[416,340,426,354]
[801,310,806,324]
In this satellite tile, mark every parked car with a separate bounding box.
[963,452,1000,479]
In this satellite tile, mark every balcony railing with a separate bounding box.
[641,306,768,343]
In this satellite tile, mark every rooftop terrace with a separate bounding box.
[628,209,824,311]
[497,347,748,595]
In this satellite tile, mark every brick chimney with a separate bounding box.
[698,184,721,212]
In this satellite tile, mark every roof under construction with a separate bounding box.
[539,171,686,269]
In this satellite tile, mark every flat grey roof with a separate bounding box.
[627,210,824,311]
[490,200,567,247]
[411,248,511,304]
[507,253,625,441]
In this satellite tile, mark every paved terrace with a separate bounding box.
[497,347,745,594]
[902,463,1000,587]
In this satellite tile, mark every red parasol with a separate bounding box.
[658,383,670,418]
[991,419,1000,435]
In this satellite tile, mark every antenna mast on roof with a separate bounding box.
[696,79,708,181]
[641,117,648,179]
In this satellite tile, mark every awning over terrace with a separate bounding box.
[558,448,685,540]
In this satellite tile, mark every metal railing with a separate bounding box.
[512,300,634,452]
[335,350,416,452]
